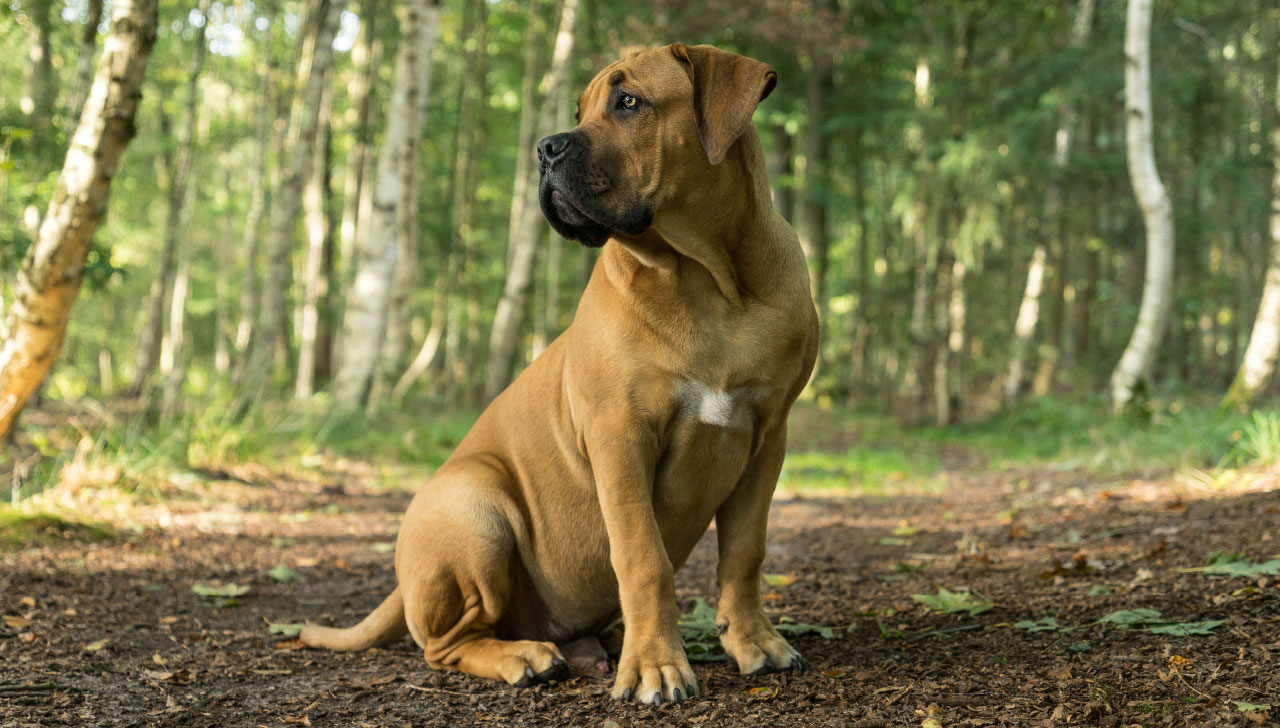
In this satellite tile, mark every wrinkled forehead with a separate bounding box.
[577,47,689,118]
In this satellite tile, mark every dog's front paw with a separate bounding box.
[720,621,804,675]
[610,647,699,705]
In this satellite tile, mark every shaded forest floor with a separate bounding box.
[2,404,1279,727]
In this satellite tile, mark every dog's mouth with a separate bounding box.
[538,179,614,248]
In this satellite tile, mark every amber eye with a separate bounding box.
[621,94,638,110]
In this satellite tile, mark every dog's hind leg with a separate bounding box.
[397,461,568,686]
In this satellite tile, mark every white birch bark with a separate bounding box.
[1221,57,1280,412]
[0,0,159,443]
[1003,0,1093,407]
[1110,0,1175,413]
[64,0,106,138]
[484,0,578,403]
[330,0,441,409]
[236,0,348,410]
[130,0,211,396]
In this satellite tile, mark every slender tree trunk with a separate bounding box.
[0,0,159,444]
[1110,0,1175,413]
[336,0,380,285]
[1221,55,1280,412]
[330,0,441,409]
[767,124,795,223]
[504,0,547,269]
[485,0,578,403]
[19,0,56,128]
[798,56,833,311]
[130,0,211,397]
[160,221,192,422]
[393,0,489,402]
[65,0,106,137]
[237,0,348,411]
[297,86,335,399]
[1004,0,1093,407]
[235,35,274,360]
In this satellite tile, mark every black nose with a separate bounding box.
[537,133,574,169]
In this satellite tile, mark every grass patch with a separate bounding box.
[0,507,116,551]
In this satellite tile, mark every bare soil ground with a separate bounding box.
[2,454,1278,727]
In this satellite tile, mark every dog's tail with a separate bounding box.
[300,587,408,651]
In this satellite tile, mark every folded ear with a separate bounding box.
[670,43,778,165]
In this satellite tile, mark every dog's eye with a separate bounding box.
[619,94,639,111]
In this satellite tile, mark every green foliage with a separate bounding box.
[1097,609,1224,636]
[1224,411,1280,467]
[192,582,251,607]
[911,588,994,617]
[0,508,116,551]
[266,564,298,583]
[1012,617,1061,633]
[1181,555,1280,579]
[678,598,835,662]
[266,622,305,637]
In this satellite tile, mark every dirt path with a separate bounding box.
[2,462,1277,727]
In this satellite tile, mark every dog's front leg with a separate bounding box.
[714,433,804,674]
[590,426,698,705]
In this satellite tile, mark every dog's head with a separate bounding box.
[537,44,777,247]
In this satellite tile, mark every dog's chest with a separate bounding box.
[672,379,765,431]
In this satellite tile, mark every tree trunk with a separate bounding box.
[484,0,578,403]
[1221,55,1280,412]
[64,0,106,137]
[1110,0,1175,413]
[235,22,275,360]
[330,0,441,409]
[1004,0,1093,407]
[393,0,490,403]
[130,0,211,397]
[504,0,546,269]
[336,0,381,286]
[160,222,192,422]
[237,0,348,411]
[296,85,335,399]
[0,0,159,444]
[19,0,56,128]
[767,124,795,223]
[798,56,833,311]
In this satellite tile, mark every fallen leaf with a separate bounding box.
[282,716,311,726]
[19,597,36,608]
[346,673,398,689]
[267,622,305,637]
[371,542,395,553]
[19,633,37,643]
[822,668,848,678]
[158,616,180,624]
[143,669,174,681]
[84,639,109,652]
[763,573,800,587]
[273,639,307,651]
[3,615,31,630]
[295,557,320,568]
[267,564,298,583]
[152,653,168,666]
[1046,665,1073,680]
[911,588,995,616]
[922,719,943,728]
[746,686,778,700]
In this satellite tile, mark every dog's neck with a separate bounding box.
[607,129,785,306]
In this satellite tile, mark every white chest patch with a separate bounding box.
[675,380,761,430]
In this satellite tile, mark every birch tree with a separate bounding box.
[1110,0,1174,413]
[483,0,578,403]
[65,0,106,138]
[1004,0,1094,407]
[130,0,212,397]
[236,0,348,410]
[1221,55,1280,413]
[330,0,441,409]
[0,0,159,443]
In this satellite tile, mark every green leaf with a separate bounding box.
[763,573,800,587]
[267,564,298,583]
[1145,620,1224,636]
[1067,642,1091,653]
[774,616,835,639]
[911,587,994,616]
[1181,559,1280,579]
[192,582,251,598]
[1087,585,1113,597]
[1013,617,1060,632]
[1097,608,1163,627]
[1233,701,1272,713]
[1097,608,1223,635]
[267,622,305,637]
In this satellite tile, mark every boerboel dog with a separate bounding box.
[302,42,818,706]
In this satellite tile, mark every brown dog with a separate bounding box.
[301,43,818,706]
